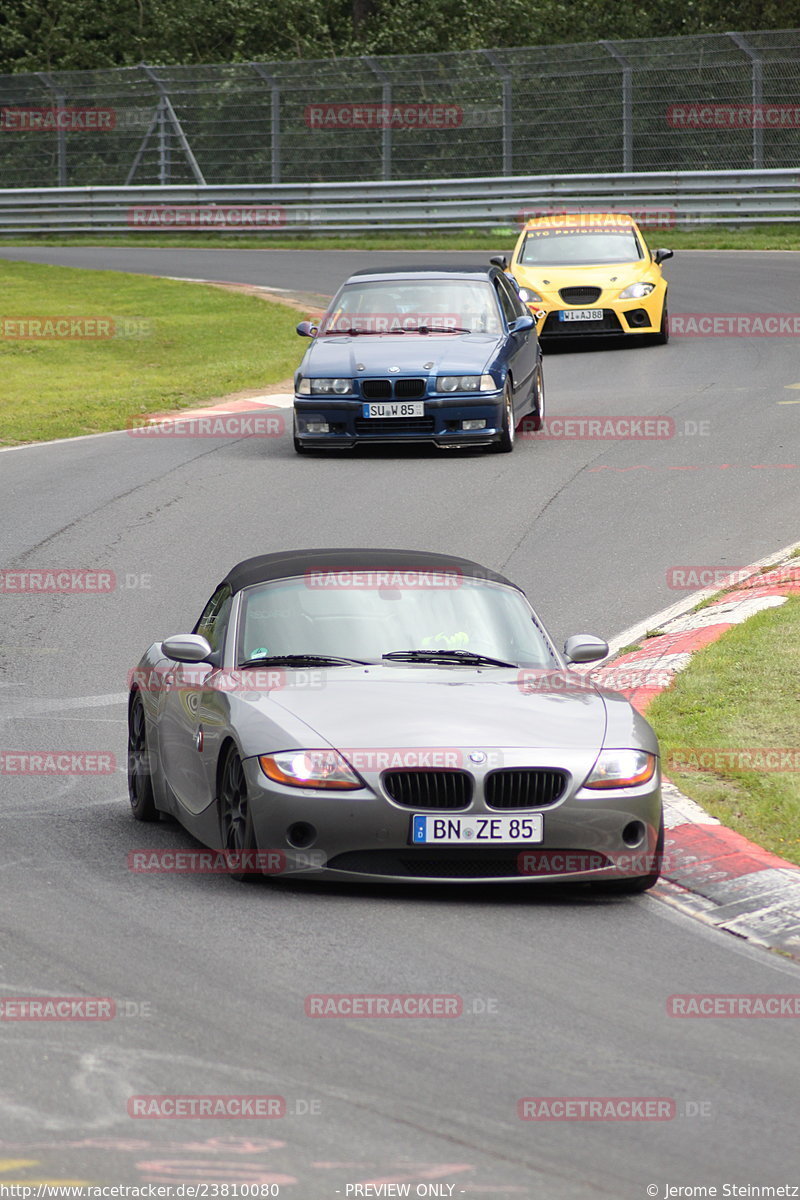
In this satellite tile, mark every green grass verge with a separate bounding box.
[1,223,800,251]
[648,594,800,866]
[0,260,302,444]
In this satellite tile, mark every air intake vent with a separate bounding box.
[559,286,602,304]
[394,378,426,399]
[361,379,392,399]
[383,770,472,809]
[485,768,569,809]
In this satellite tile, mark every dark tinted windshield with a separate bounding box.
[237,573,555,667]
[520,229,643,266]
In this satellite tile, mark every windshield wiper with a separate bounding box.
[418,326,474,334]
[382,649,518,668]
[322,326,474,336]
[239,654,368,668]
[322,328,406,336]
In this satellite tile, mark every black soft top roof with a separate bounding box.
[221,548,520,594]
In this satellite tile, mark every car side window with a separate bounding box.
[194,584,233,655]
[494,277,519,325]
[497,273,526,319]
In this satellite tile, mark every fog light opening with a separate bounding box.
[627,309,649,328]
[462,419,487,431]
[303,421,329,434]
[622,820,646,848]
[287,821,317,848]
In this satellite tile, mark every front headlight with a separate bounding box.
[436,374,496,393]
[582,749,657,790]
[259,750,363,790]
[297,378,352,396]
[618,282,655,300]
[519,288,543,303]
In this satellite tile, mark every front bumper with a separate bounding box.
[294,395,504,448]
[240,752,663,885]
[528,292,664,339]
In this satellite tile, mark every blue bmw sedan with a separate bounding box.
[292,264,543,453]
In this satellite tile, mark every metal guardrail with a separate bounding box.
[0,169,798,233]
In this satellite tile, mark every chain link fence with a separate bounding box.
[1,29,799,189]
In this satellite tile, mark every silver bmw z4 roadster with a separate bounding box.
[128,548,663,891]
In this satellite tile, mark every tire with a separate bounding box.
[218,744,261,883]
[127,693,159,822]
[653,298,669,345]
[526,358,545,432]
[490,383,516,453]
[591,815,665,895]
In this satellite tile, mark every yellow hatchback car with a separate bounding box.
[508,214,673,345]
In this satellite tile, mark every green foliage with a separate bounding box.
[2,0,800,72]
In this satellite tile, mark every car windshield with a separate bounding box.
[520,229,643,266]
[321,279,502,336]
[237,574,555,667]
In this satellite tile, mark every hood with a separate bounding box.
[302,333,500,379]
[262,666,608,751]
[514,260,651,291]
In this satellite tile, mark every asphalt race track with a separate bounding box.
[1,245,799,1196]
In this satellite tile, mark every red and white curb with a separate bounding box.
[140,391,294,423]
[589,542,800,958]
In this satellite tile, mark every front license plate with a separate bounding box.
[362,402,425,418]
[411,814,544,844]
[560,309,603,322]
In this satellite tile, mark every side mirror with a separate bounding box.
[653,248,673,265]
[490,256,509,270]
[508,313,534,333]
[563,634,609,664]
[161,634,213,663]
[296,320,318,337]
